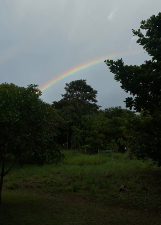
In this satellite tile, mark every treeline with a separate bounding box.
[53,12,161,167]
[0,81,135,203]
[52,79,136,154]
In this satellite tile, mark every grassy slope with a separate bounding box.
[1,151,161,225]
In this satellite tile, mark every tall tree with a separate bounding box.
[0,83,63,203]
[61,79,99,115]
[104,12,161,114]
[52,80,100,148]
[104,13,161,165]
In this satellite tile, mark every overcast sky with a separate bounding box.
[0,1,160,109]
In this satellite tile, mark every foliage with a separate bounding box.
[103,106,135,120]
[52,80,100,149]
[107,139,119,161]
[81,113,107,153]
[53,79,99,117]
[53,105,135,153]
[52,78,136,152]
[107,139,119,153]
[70,125,82,150]
[80,108,135,154]
[104,13,161,165]
[122,111,161,166]
[0,83,64,203]
[102,107,136,152]
[105,13,161,114]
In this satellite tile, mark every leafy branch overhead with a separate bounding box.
[104,12,161,114]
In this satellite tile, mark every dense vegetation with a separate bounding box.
[0,83,64,203]
[52,79,136,153]
[105,12,161,166]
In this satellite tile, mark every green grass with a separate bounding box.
[1,150,161,224]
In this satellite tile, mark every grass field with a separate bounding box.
[1,150,161,224]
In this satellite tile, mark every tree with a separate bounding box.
[0,83,64,203]
[80,108,135,154]
[59,79,99,116]
[81,113,108,154]
[104,12,161,165]
[52,80,100,149]
[102,107,136,153]
[104,12,161,114]
[122,111,161,166]
[71,125,82,150]
[102,106,135,120]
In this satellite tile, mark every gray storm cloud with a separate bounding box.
[0,0,160,108]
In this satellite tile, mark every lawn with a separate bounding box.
[1,150,161,224]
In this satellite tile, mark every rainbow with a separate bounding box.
[39,49,143,92]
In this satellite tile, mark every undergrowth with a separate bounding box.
[2,150,161,210]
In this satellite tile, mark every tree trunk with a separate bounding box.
[0,160,5,204]
[66,131,68,150]
[127,148,131,163]
[77,101,79,117]
[0,175,4,204]
[112,149,114,161]
[128,157,130,164]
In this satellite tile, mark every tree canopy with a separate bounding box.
[104,12,161,166]
[0,83,64,203]
[52,80,100,149]
[53,79,99,116]
[104,12,161,114]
